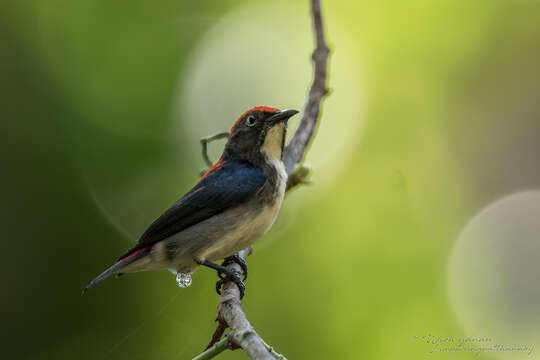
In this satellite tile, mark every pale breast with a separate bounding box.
[159,157,288,271]
[199,160,287,262]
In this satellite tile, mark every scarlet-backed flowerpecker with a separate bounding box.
[85,107,298,297]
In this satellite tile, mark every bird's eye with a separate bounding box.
[246,114,256,127]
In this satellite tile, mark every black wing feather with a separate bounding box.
[117,160,266,260]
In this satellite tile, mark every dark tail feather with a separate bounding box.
[83,247,151,293]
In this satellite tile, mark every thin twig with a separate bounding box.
[193,337,230,360]
[259,339,288,360]
[283,0,329,183]
[201,132,230,168]
[205,319,228,350]
[193,0,329,359]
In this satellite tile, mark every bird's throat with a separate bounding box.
[261,123,286,161]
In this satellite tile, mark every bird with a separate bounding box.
[84,106,299,298]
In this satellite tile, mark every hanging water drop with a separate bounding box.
[176,272,192,288]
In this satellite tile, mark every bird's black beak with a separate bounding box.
[268,109,299,125]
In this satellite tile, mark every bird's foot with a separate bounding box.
[221,254,248,280]
[215,271,245,299]
[197,259,246,299]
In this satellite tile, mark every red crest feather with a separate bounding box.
[197,158,225,184]
[230,106,280,132]
[197,106,280,185]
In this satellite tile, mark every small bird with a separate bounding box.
[85,106,298,297]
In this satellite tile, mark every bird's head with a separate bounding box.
[224,106,299,164]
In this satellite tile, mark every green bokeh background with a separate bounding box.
[3,0,540,359]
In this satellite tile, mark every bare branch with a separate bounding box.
[283,0,329,184]
[200,132,230,168]
[205,319,228,350]
[215,249,286,360]
[193,337,230,360]
[193,0,329,358]
[194,249,286,360]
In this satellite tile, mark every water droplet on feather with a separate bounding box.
[176,272,192,288]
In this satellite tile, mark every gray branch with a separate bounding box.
[283,0,329,182]
[192,0,329,358]
[216,249,286,360]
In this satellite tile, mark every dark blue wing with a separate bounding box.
[117,160,266,260]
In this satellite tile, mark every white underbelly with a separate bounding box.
[200,159,287,261]
[200,198,283,262]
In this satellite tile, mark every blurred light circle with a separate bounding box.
[85,3,366,243]
[448,191,540,359]
[175,2,365,190]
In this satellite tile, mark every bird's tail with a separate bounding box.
[83,247,151,293]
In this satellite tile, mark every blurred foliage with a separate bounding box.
[2,0,540,359]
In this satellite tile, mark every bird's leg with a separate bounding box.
[221,254,248,280]
[197,259,245,299]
